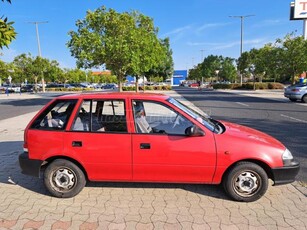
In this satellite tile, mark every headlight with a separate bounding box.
[282,149,294,166]
[282,148,293,160]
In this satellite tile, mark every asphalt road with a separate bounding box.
[173,87,307,183]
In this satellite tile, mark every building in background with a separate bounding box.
[171,70,188,86]
[125,70,188,86]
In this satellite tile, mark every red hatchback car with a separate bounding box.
[19,92,299,202]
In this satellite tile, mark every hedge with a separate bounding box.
[122,85,172,91]
[45,85,172,92]
[213,82,284,90]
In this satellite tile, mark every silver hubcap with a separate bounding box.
[234,171,259,196]
[52,168,76,191]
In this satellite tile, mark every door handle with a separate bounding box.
[140,143,150,149]
[72,141,82,147]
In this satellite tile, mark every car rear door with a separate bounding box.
[64,99,132,181]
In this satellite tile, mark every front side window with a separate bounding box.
[30,99,77,131]
[71,99,127,133]
[132,100,193,135]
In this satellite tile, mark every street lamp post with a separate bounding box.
[229,15,255,85]
[215,70,220,82]
[28,21,48,92]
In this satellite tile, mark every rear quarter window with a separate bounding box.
[30,99,78,131]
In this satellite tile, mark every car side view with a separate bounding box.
[19,92,300,202]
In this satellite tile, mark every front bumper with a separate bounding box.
[19,152,44,178]
[271,160,300,185]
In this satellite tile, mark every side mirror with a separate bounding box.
[185,125,205,137]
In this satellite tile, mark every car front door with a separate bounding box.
[131,100,216,183]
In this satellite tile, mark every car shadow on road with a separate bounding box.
[86,181,229,200]
[0,141,49,195]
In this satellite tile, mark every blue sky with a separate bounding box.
[1,0,303,71]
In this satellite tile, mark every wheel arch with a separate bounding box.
[42,156,88,180]
[222,159,273,183]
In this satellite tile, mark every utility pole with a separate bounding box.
[229,15,255,85]
[28,21,48,92]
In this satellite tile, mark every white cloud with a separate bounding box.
[252,19,284,28]
[187,38,269,51]
[196,22,231,33]
[162,25,191,37]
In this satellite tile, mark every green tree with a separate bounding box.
[0,0,17,49]
[276,34,307,84]
[201,55,223,81]
[145,37,174,81]
[67,6,167,91]
[63,68,87,83]
[188,63,202,81]
[219,57,237,83]
[13,53,63,84]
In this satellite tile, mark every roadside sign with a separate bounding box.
[294,0,307,19]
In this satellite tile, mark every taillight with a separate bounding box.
[23,129,28,152]
[291,89,300,92]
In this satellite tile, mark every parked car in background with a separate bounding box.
[284,83,307,102]
[21,84,34,93]
[19,92,299,201]
[102,83,118,89]
[0,84,21,93]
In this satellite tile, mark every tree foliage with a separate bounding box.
[67,6,171,91]
[188,55,237,82]
[0,0,17,49]
[237,34,307,84]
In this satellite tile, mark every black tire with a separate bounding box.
[302,95,307,103]
[289,98,297,102]
[223,162,268,202]
[44,159,86,198]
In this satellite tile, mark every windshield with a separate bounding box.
[167,97,216,132]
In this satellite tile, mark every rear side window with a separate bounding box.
[30,99,77,131]
[71,99,127,133]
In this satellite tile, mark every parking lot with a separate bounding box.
[0,91,306,229]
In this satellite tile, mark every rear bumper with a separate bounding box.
[271,161,300,185]
[19,152,43,178]
[284,93,302,99]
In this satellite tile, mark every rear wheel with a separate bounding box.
[302,95,307,103]
[44,159,86,198]
[223,162,268,202]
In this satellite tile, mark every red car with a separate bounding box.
[19,92,299,202]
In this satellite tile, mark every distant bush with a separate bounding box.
[122,85,172,91]
[213,82,284,90]
[45,87,93,92]
[268,82,285,89]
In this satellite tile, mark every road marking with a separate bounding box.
[236,102,249,107]
[280,114,307,124]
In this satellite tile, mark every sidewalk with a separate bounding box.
[0,90,306,229]
[217,89,288,102]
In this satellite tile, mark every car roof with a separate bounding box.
[57,92,170,101]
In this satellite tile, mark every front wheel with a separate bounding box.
[44,159,86,198]
[223,162,268,202]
